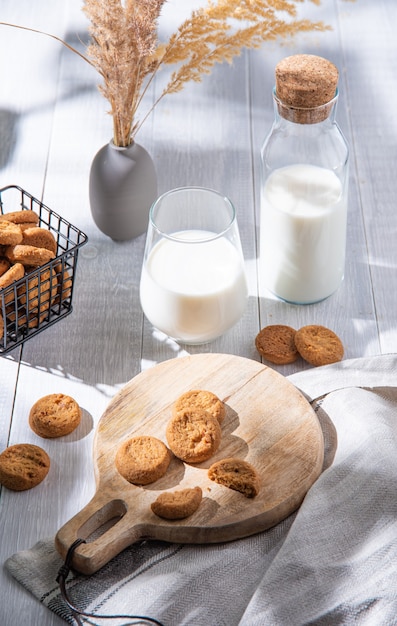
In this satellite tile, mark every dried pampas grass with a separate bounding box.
[84,0,328,146]
[1,0,329,146]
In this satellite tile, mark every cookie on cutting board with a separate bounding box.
[115,435,172,485]
[151,487,203,520]
[166,408,222,464]
[208,457,260,498]
[173,389,226,424]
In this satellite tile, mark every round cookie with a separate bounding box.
[0,261,25,289]
[208,457,260,498]
[294,324,344,366]
[19,222,40,232]
[115,436,171,485]
[0,262,25,304]
[0,443,50,491]
[173,389,225,424]
[29,393,82,438]
[22,227,57,254]
[7,306,47,330]
[53,263,73,303]
[0,220,23,246]
[0,210,39,225]
[5,244,55,267]
[0,256,11,277]
[255,324,299,365]
[20,267,58,312]
[151,486,203,520]
[166,408,221,464]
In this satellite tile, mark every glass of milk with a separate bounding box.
[139,187,248,344]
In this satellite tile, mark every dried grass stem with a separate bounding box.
[1,1,329,146]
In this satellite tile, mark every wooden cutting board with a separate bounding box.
[56,353,325,574]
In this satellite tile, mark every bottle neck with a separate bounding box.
[273,87,339,125]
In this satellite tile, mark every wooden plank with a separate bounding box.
[336,0,397,354]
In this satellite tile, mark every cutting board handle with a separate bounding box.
[55,490,145,574]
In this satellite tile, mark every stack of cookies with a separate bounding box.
[0,210,71,340]
[115,389,261,522]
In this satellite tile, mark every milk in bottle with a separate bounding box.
[260,54,349,304]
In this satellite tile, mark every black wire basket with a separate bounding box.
[0,185,88,354]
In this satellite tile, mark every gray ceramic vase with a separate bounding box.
[89,140,157,241]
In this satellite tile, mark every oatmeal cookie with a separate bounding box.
[21,227,57,254]
[6,307,47,329]
[0,256,10,277]
[115,436,172,485]
[20,267,58,312]
[151,486,203,520]
[0,443,50,491]
[29,393,82,438]
[0,262,25,304]
[173,389,225,424]
[208,457,260,498]
[166,409,221,464]
[0,220,23,246]
[294,324,344,366]
[5,244,55,267]
[0,210,39,225]
[255,324,299,364]
[53,263,72,303]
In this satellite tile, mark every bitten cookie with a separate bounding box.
[0,443,50,491]
[166,409,222,464]
[29,393,82,438]
[208,457,260,498]
[115,436,172,485]
[151,486,203,520]
[294,324,344,366]
[255,324,299,365]
[173,389,226,424]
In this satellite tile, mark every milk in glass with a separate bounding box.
[140,230,247,343]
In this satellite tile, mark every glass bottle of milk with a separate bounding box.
[260,54,349,304]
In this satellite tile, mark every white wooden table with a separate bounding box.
[0,1,396,624]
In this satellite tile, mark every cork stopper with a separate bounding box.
[275,54,339,123]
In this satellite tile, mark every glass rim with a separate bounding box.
[149,186,237,243]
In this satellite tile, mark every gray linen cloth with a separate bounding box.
[4,354,397,625]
